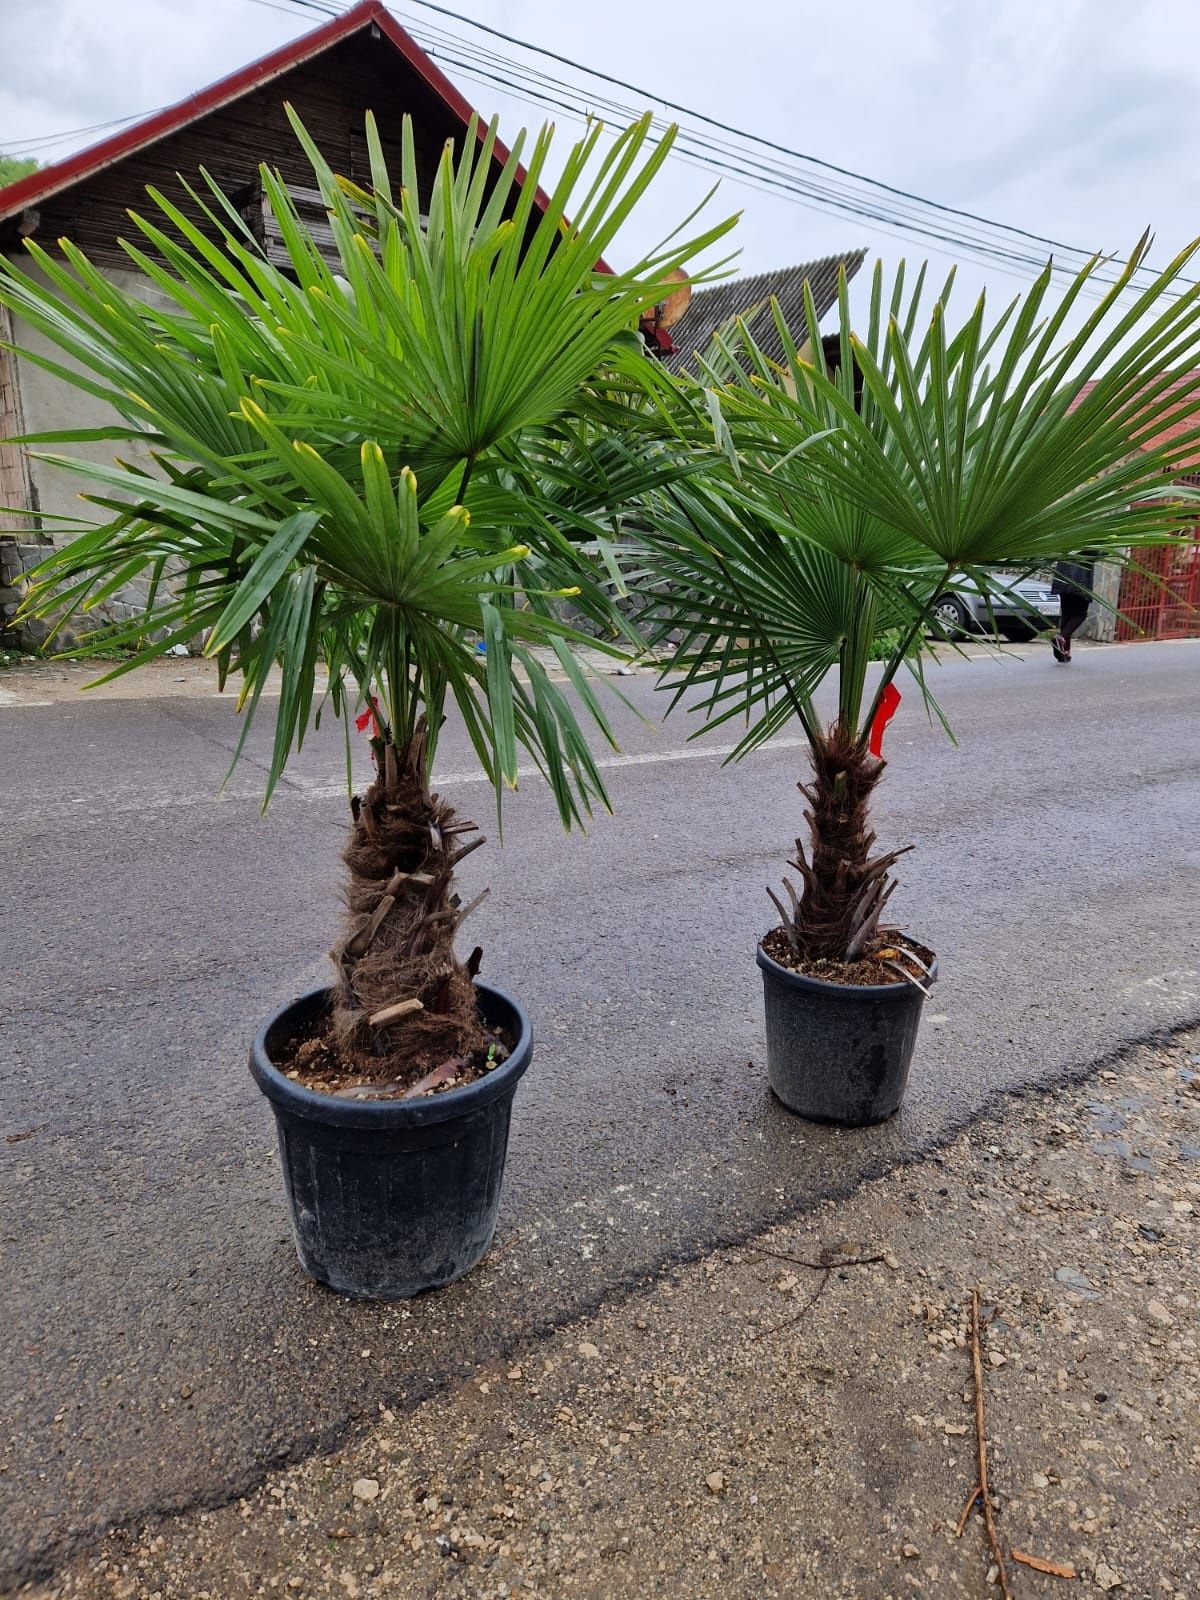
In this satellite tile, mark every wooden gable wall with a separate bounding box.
[1,29,471,269]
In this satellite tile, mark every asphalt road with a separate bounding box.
[2,638,1198,1584]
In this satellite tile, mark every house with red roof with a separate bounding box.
[0,0,871,643]
[0,0,559,636]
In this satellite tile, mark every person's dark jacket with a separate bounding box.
[1051,559,1094,598]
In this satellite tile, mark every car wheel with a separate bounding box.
[932,595,971,636]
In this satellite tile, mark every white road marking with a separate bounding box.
[295,734,814,801]
[1122,969,1199,1006]
[0,731,816,819]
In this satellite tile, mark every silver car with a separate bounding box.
[931,572,1059,640]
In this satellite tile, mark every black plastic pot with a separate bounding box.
[756,943,937,1126]
[249,980,532,1299]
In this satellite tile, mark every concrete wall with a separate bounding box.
[0,300,51,638]
[1,260,167,642]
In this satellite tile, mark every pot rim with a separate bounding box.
[756,938,938,999]
[249,978,532,1129]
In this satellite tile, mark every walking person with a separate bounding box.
[1051,559,1093,662]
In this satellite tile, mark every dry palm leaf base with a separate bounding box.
[275,720,512,1102]
[761,729,935,989]
[761,926,935,989]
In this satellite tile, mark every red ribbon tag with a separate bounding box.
[355,696,379,737]
[868,683,901,758]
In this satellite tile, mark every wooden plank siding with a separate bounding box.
[0,30,468,270]
[253,184,430,272]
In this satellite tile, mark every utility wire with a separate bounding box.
[1,109,165,157]
[386,0,1184,298]
[246,0,335,16]
[6,0,1185,304]
[395,0,1182,288]
[404,25,1059,264]
[393,15,1140,298]
[0,0,1157,292]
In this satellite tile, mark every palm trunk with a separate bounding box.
[772,722,909,964]
[330,717,486,1078]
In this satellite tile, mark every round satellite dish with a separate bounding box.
[657,268,692,329]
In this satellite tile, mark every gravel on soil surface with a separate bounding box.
[16,1029,1200,1600]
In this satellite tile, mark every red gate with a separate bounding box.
[1116,526,1200,641]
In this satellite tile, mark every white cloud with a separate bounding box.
[4,0,1199,321]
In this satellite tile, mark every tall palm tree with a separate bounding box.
[637,244,1200,971]
[0,109,734,1080]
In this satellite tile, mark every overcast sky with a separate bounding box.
[3,0,1199,323]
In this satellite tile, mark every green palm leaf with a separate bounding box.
[0,111,737,820]
[641,242,1200,750]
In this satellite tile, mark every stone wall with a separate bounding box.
[0,537,53,644]
[1081,559,1123,643]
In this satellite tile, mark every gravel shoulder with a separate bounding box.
[0,645,640,706]
[0,636,1062,706]
[17,1028,1200,1600]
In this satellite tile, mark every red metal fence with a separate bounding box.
[1116,526,1200,641]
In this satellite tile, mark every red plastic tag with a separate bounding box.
[868,683,901,757]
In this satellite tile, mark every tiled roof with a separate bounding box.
[663,250,867,374]
[1071,372,1200,471]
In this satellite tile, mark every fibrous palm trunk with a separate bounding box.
[769,722,911,964]
[330,718,487,1078]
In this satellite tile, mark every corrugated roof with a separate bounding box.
[663,250,867,374]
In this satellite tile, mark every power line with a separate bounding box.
[0,0,1153,290]
[402,24,1070,272]
[256,0,339,12]
[1,108,164,157]
[379,0,1184,298]
[6,0,1185,304]
[393,0,1180,287]
[246,0,337,16]
[0,0,334,156]
[388,12,1144,298]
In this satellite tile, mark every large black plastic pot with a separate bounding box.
[756,943,937,1126]
[249,980,532,1299]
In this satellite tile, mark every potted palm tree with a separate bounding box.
[0,109,733,1295]
[638,247,1200,1125]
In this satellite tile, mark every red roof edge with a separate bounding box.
[1,1,393,221]
[366,4,563,228]
[0,0,609,267]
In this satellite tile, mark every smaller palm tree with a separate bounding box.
[0,109,734,1084]
[638,243,1200,975]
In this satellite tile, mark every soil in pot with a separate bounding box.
[760,926,934,989]
[274,1004,516,1102]
[252,980,532,1298]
